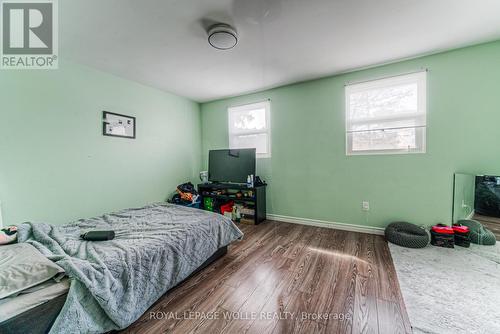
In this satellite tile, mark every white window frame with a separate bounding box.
[345,71,427,156]
[228,101,271,158]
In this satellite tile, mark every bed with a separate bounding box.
[0,203,243,334]
[0,279,70,334]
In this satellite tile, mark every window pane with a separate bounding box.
[230,133,268,155]
[229,108,267,134]
[348,127,425,152]
[349,83,418,122]
[345,72,426,155]
[228,101,271,158]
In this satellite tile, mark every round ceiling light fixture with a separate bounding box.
[207,23,238,50]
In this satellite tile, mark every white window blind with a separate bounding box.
[345,71,427,155]
[228,101,271,158]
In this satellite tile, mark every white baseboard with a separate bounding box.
[266,214,385,235]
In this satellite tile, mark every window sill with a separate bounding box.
[346,149,426,156]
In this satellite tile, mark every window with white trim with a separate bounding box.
[345,71,427,155]
[228,101,271,158]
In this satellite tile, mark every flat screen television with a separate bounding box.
[209,149,256,183]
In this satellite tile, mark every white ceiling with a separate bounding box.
[60,0,500,102]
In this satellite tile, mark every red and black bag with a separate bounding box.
[452,225,471,248]
[430,224,454,248]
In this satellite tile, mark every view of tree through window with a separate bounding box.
[228,101,271,157]
[346,72,426,154]
[232,108,266,131]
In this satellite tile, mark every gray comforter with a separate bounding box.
[17,203,243,333]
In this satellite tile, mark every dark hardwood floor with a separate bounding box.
[474,214,500,240]
[120,221,412,334]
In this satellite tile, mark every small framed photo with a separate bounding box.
[102,111,136,139]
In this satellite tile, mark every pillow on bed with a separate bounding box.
[0,243,64,299]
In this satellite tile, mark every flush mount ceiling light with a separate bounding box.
[207,23,238,50]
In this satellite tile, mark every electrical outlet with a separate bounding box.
[362,201,370,211]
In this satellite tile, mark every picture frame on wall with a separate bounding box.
[102,111,136,139]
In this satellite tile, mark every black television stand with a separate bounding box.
[198,182,267,225]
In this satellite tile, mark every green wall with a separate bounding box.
[201,40,500,228]
[0,61,201,225]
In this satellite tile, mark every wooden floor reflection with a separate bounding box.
[121,221,411,334]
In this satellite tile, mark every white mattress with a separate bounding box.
[0,278,70,322]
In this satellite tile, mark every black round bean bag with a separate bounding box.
[385,221,429,248]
